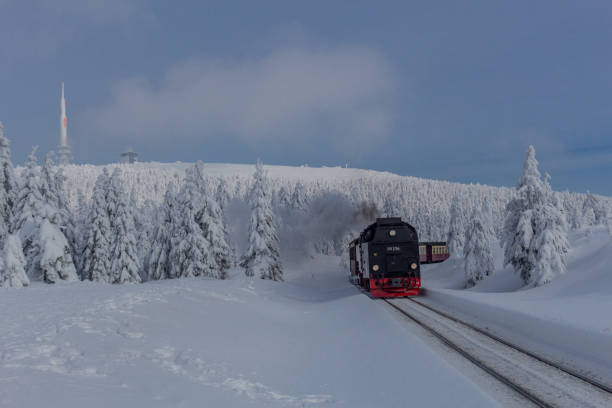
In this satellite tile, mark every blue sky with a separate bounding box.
[1,0,611,194]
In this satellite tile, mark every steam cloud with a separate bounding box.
[353,202,381,226]
[278,193,381,261]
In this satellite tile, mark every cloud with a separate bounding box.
[0,0,154,62]
[79,45,396,154]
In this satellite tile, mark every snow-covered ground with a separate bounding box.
[421,226,612,386]
[3,159,611,406]
[1,257,499,408]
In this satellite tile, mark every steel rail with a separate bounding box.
[384,299,555,408]
[407,297,612,395]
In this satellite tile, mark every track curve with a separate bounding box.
[408,297,612,394]
[383,298,612,408]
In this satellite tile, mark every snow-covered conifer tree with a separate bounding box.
[212,176,234,271]
[191,165,232,279]
[40,154,78,264]
[13,148,44,278]
[54,166,78,251]
[582,207,596,229]
[13,149,78,283]
[0,122,18,241]
[216,178,230,211]
[503,146,543,284]
[38,219,78,283]
[13,148,44,235]
[447,196,465,257]
[168,165,212,279]
[569,203,582,230]
[73,188,89,273]
[40,154,62,220]
[108,168,141,283]
[277,185,292,208]
[502,146,569,286]
[0,234,29,288]
[530,176,570,286]
[149,183,176,280]
[82,169,113,282]
[291,181,308,212]
[135,196,156,280]
[583,191,605,226]
[481,196,496,240]
[463,208,494,287]
[241,162,283,281]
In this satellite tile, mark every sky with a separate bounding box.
[0,0,611,195]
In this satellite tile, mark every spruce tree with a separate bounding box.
[148,183,176,280]
[502,146,569,286]
[447,196,465,257]
[582,191,604,226]
[0,234,29,288]
[582,207,596,228]
[109,168,141,283]
[569,204,582,230]
[216,177,237,266]
[12,149,78,283]
[194,164,231,279]
[73,188,89,274]
[40,154,79,266]
[0,121,18,241]
[38,219,78,283]
[168,165,212,278]
[82,169,113,282]
[13,148,44,233]
[291,181,308,212]
[463,208,494,287]
[241,162,283,281]
[215,178,230,211]
[131,187,154,277]
[531,175,569,286]
[277,185,292,208]
[481,196,496,240]
[13,148,45,279]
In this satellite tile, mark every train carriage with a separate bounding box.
[419,242,450,264]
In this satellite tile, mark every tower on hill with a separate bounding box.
[57,83,72,165]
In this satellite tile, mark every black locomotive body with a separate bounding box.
[349,217,421,298]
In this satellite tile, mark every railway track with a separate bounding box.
[383,297,612,408]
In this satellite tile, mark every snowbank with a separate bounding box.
[0,257,499,407]
[421,226,612,385]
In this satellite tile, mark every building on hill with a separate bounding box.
[120,149,138,164]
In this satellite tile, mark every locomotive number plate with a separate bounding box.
[387,246,400,252]
[391,278,403,287]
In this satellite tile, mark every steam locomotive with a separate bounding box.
[348,217,449,298]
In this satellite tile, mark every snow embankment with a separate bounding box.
[0,257,498,408]
[421,226,612,386]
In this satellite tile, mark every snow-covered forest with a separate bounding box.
[1,121,611,288]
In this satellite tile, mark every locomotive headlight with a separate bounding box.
[389,230,397,237]
[411,263,418,270]
[372,264,380,272]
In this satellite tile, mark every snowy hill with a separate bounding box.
[33,161,610,245]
